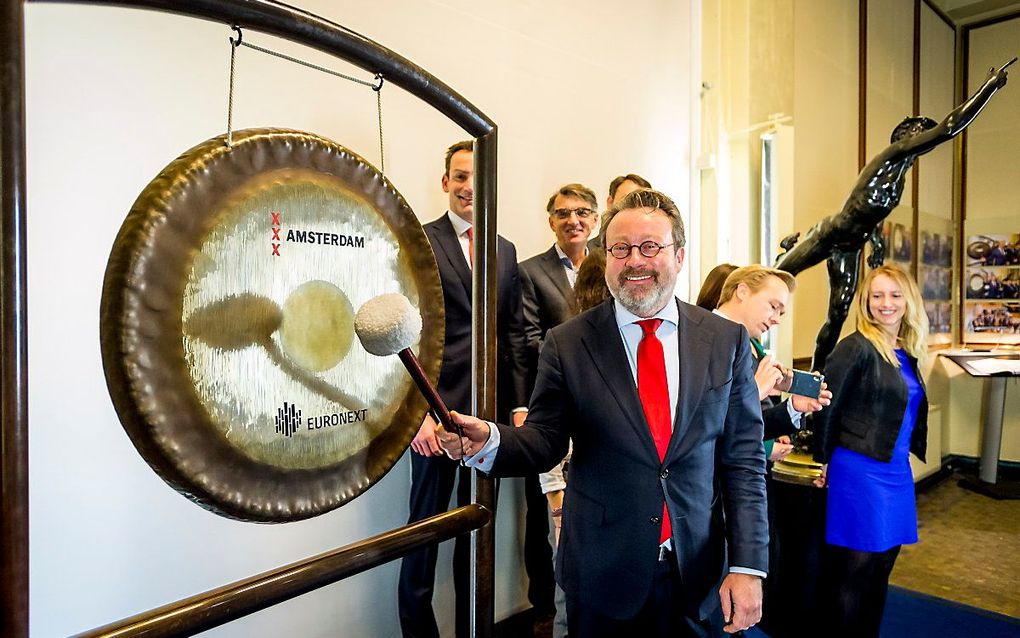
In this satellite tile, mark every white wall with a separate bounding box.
[789,0,860,361]
[23,2,695,636]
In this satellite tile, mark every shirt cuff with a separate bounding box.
[539,468,566,494]
[729,566,767,579]
[511,407,528,413]
[464,421,500,472]
[786,399,803,427]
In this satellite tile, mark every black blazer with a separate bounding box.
[490,299,769,620]
[812,331,928,464]
[519,245,576,388]
[423,214,529,418]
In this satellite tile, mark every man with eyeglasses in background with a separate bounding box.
[521,183,600,360]
[518,183,601,634]
[438,189,768,637]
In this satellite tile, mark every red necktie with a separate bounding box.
[637,318,672,544]
[465,227,473,268]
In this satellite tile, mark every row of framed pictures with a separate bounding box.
[964,233,1020,341]
[880,221,955,338]
[878,222,1020,344]
[879,223,958,268]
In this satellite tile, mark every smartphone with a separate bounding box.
[788,369,824,398]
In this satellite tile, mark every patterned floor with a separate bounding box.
[891,472,1020,618]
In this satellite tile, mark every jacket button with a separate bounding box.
[650,516,661,524]
[660,469,670,479]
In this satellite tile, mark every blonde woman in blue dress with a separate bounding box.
[813,264,929,638]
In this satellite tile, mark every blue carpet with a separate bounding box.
[880,586,1020,637]
[746,586,1020,638]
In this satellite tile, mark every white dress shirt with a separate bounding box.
[446,210,473,267]
[554,243,586,289]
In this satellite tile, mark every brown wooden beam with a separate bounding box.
[0,0,30,636]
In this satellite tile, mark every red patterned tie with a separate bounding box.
[637,318,672,544]
[465,227,473,268]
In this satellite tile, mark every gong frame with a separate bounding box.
[1,2,501,636]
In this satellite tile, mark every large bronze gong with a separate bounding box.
[100,128,444,522]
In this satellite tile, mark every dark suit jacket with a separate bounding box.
[489,298,769,620]
[519,245,576,388]
[763,397,798,441]
[423,214,529,418]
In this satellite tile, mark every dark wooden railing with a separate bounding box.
[71,505,490,638]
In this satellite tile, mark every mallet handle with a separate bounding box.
[397,349,462,435]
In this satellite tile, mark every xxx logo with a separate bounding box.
[271,211,282,257]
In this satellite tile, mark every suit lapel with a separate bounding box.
[581,301,660,460]
[540,247,575,306]
[667,300,713,460]
[429,215,472,298]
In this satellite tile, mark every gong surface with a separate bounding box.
[100,128,444,522]
[968,241,991,261]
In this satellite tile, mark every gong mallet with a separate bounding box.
[354,293,462,436]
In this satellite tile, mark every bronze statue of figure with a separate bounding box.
[776,58,1015,370]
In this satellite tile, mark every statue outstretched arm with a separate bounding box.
[884,57,1015,162]
[941,57,1015,135]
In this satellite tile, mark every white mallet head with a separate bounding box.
[354,293,422,356]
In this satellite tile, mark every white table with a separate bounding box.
[943,352,1020,498]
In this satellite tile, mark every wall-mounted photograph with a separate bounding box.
[883,221,914,264]
[966,233,1020,267]
[925,301,952,335]
[921,231,953,267]
[966,267,1020,300]
[965,302,1020,336]
[922,266,952,300]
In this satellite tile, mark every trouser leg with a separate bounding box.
[398,454,457,638]
[524,474,555,613]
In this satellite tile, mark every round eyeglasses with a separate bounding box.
[607,241,675,259]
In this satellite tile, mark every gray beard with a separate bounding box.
[613,282,673,318]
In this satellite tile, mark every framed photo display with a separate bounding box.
[963,233,1020,344]
[920,227,953,338]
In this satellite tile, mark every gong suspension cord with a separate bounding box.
[225,26,386,172]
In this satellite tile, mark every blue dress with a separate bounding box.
[826,349,923,552]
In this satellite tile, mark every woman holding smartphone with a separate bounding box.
[814,264,929,638]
